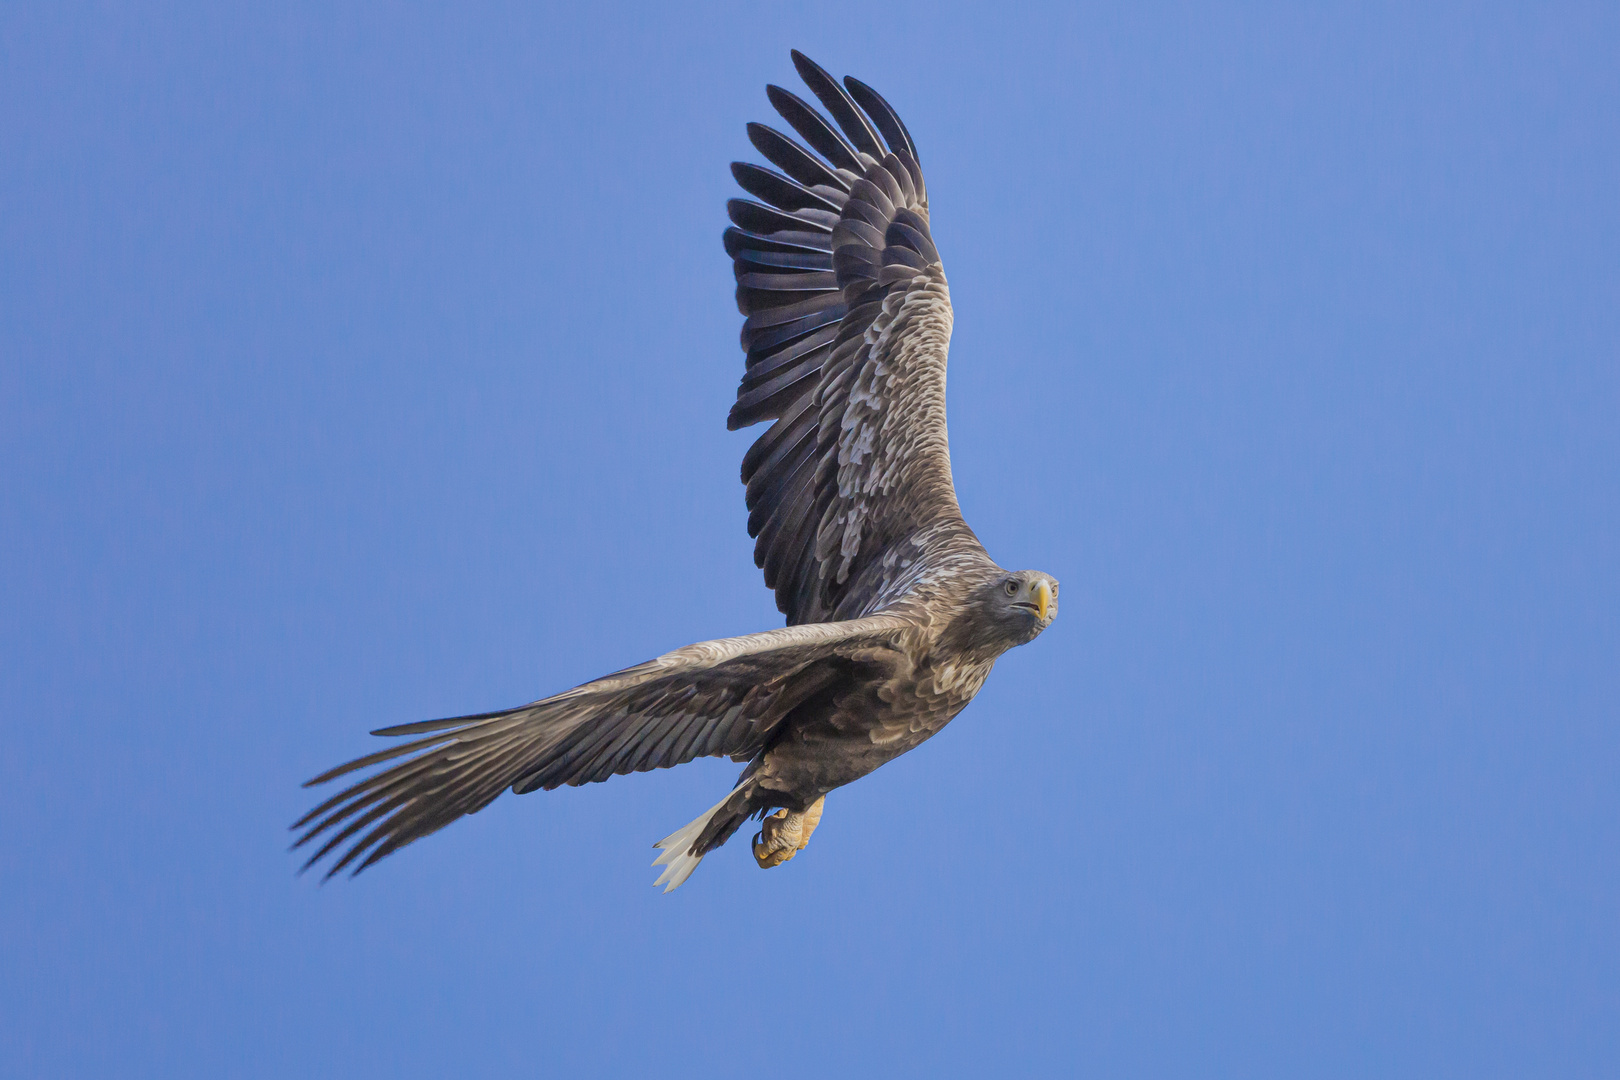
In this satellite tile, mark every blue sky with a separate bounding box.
[3,3,1617,1077]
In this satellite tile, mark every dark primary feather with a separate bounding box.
[843,76,919,162]
[727,199,831,237]
[789,50,887,160]
[730,163,843,214]
[731,247,835,275]
[765,85,863,173]
[746,123,851,193]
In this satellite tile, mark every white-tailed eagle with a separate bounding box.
[294,52,1058,891]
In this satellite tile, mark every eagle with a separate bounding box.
[293,51,1059,891]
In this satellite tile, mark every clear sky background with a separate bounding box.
[3,3,1617,1077]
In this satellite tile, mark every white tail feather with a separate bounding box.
[650,792,735,893]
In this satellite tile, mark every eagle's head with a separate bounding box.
[972,568,1059,650]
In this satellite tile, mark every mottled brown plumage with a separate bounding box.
[293,51,1057,891]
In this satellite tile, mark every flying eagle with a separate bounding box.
[293,52,1058,891]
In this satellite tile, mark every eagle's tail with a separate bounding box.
[650,788,752,893]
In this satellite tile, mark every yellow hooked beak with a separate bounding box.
[1033,580,1052,622]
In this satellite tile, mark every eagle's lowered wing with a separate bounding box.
[292,614,909,878]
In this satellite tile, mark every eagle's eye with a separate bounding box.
[1004,580,1019,596]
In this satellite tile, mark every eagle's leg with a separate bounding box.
[752,796,825,869]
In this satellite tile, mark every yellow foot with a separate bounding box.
[752,796,825,869]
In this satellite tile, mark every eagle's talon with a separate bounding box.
[751,798,824,869]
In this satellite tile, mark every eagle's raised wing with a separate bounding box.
[292,614,910,877]
[727,52,985,626]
